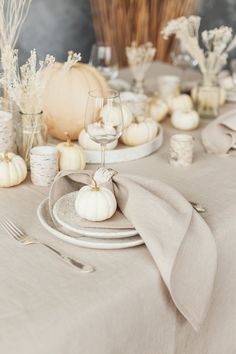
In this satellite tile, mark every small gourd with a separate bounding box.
[148,96,169,122]
[168,94,193,113]
[121,117,158,146]
[75,178,117,222]
[0,152,27,188]
[171,110,200,131]
[100,103,133,128]
[57,132,86,171]
[78,129,118,151]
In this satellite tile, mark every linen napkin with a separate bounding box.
[49,168,217,331]
[202,109,236,154]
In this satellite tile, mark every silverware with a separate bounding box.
[190,201,206,213]
[0,218,94,273]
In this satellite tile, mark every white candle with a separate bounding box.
[169,134,194,167]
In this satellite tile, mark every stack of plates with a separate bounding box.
[37,192,144,250]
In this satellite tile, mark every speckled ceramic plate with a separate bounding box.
[37,199,144,250]
[52,191,138,239]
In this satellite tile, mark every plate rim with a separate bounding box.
[53,191,138,239]
[37,198,144,250]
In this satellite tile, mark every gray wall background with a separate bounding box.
[17,0,95,64]
[17,0,236,65]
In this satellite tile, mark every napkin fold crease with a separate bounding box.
[202,109,236,154]
[49,169,217,331]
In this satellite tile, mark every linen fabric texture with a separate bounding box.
[49,168,217,331]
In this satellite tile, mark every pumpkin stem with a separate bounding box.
[2,152,11,163]
[91,177,100,192]
[64,132,73,146]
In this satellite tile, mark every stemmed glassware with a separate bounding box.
[89,43,119,81]
[84,89,123,167]
[171,40,197,87]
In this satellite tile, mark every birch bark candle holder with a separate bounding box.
[30,146,58,186]
[0,110,15,152]
[169,134,194,167]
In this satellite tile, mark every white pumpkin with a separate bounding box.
[191,85,226,106]
[168,94,193,113]
[120,91,148,116]
[75,180,117,222]
[171,110,200,131]
[148,97,169,122]
[100,103,133,128]
[42,59,109,141]
[0,152,27,188]
[57,132,86,171]
[79,129,118,151]
[121,117,158,146]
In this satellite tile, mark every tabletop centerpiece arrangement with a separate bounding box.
[162,16,236,118]
[126,41,156,94]
[1,49,55,167]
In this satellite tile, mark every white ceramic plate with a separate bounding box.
[53,191,138,239]
[37,199,144,250]
[84,125,163,164]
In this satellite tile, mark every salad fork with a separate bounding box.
[0,217,94,273]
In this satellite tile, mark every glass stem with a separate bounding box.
[100,143,106,167]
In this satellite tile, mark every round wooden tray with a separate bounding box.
[85,125,163,164]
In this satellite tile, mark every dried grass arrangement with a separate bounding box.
[1,49,55,165]
[0,0,32,80]
[2,49,55,114]
[162,16,236,85]
[90,0,199,67]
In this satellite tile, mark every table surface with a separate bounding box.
[1,62,236,354]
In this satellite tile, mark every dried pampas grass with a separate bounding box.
[90,0,200,67]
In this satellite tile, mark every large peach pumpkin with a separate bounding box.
[42,63,109,140]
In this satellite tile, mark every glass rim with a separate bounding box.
[19,110,43,115]
[88,89,120,99]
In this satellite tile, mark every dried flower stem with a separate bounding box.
[162,16,236,84]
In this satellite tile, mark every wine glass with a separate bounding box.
[89,43,119,81]
[171,40,197,89]
[84,89,123,167]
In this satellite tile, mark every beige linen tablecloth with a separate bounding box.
[1,62,236,354]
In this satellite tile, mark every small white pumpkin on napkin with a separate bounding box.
[75,175,117,222]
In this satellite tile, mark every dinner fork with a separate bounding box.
[0,218,94,273]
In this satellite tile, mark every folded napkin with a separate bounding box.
[202,109,236,154]
[49,168,217,331]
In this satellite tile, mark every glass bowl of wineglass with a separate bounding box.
[84,89,123,167]
[89,43,119,81]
